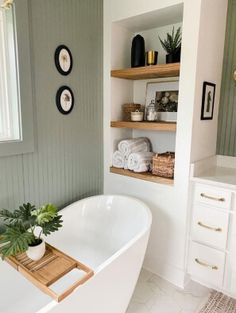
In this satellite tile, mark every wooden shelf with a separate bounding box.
[110,167,174,185]
[111,120,176,132]
[111,63,180,80]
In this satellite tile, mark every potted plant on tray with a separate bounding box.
[159,26,182,64]
[0,203,63,261]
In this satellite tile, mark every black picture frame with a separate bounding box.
[56,86,74,115]
[54,45,73,76]
[201,81,216,120]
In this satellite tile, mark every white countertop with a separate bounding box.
[191,155,236,190]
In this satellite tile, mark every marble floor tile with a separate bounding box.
[126,269,210,313]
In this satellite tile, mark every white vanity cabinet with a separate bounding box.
[188,156,236,298]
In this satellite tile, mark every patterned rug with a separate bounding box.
[200,291,236,313]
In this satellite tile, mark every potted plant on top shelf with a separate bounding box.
[0,203,63,261]
[159,26,182,64]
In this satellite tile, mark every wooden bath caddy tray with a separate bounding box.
[6,243,94,302]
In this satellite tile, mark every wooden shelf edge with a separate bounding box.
[110,167,174,185]
[110,121,176,132]
[111,63,180,80]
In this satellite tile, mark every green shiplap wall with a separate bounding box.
[0,0,103,210]
[217,0,236,155]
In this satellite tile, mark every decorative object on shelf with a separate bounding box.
[146,100,158,121]
[159,26,181,64]
[131,34,145,68]
[145,81,179,121]
[131,110,144,122]
[0,203,63,261]
[146,50,158,66]
[152,152,175,178]
[122,103,142,121]
[54,45,73,75]
[201,81,216,120]
[56,86,74,115]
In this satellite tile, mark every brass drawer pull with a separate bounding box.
[200,193,225,202]
[197,221,222,232]
[195,258,218,270]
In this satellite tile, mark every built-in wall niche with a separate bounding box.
[111,3,183,69]
[110,3,184,185]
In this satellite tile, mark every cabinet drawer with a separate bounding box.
[192,205,229,250]
[194,184,231,210]
[188,242,225,288]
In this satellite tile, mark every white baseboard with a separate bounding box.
[143,257,188,289]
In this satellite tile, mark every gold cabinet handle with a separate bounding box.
[197,221,222,232]
[200,193,225,202]
[195,258,218,270]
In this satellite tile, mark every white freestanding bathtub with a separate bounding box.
[0,195,152,313]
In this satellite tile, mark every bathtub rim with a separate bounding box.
[58,194,152,273]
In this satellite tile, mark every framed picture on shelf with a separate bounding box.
[145,81,179,122]
[201,81,216,120]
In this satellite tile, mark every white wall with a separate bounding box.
[190,0,228,162]
[103,0,228,288]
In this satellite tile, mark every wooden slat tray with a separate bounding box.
[6,243,94,302]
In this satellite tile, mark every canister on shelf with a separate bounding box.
[122,103,142,121]
[131,110,144,122]
[146,100,158,121]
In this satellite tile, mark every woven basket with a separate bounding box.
[122,103,142,121]
[152,152,175,178]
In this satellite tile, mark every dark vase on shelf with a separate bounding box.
[131,34,145,68]
[166,47,181,64]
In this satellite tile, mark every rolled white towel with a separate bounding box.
[112,150,125,168]
[118,137,151,159]
[128,152,155,173]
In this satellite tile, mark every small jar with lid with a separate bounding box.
[146,100,158,121]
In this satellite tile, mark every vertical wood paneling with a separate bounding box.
[0,0,103,211]
[217,0,236,156]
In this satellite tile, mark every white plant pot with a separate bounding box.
[26,240,46,261]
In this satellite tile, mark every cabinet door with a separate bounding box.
[194,183,231,210]
[188,241,225,288]
[192,205,229,250]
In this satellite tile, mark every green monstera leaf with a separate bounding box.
[41,215,63,236]
[0,203,36,229]
[31,204,57,226]
[0,225,35,259]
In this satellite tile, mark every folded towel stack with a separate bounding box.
[112,137,152,172]
[112,151,125,168]
[127,152,155,173]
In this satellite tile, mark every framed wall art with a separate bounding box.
[56,86,74,115]
[145,81,179,122]
[201,81,216,120]
[54,45,73,76]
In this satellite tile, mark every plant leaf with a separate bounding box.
[0,209,19,224]
[41,215,63,236]
[0,203,36,229]
[0,225,34,259]
[158,26,181,54]
[31,204,57,226]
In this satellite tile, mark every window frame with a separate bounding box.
[0,0,34,157]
